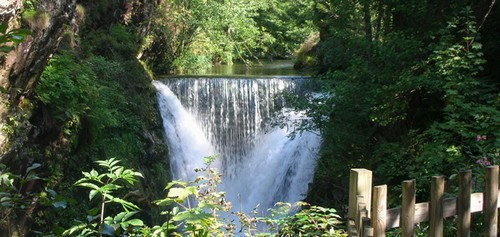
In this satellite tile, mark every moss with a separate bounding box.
[22,10,50,31]
[294,33,319,69]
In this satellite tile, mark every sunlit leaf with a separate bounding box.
[52,201,67,209]
[26,163,42,173]
[89,190,98,201]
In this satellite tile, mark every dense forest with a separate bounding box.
[0,0,498,236]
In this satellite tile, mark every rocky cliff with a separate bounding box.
[0,1,169,235]
[1,0,76,157]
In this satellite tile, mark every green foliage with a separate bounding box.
[1,1,170,234]
[0,21,30,53]
[0,163,67,234]
[255,0,317,59]
[289,1,499,212]
[256,202,346,237]
[30,48,168,233]
[173,51,211,74]
[36,51,95,122]
[65,158,143,236]
[153,156,236,237]
[35,50,161,163]
[83,24,140,60]
[68,158,346,236]
[142,0,317,73]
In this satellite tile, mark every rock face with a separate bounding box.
[0,0,77,154]
[0,2,78,236]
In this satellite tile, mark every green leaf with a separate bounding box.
[12,29,31,36]
[0,22,7,34]
[77,182,100,191]
[26,163,42,173]
[155,198,175,206]
[52,201,67,209]
[11,34,25,43]
[167,187,191,200]
[124,218,143,226]
[62,222,88,236]
[100,223,115,236]
[108,158,120,169]
[101,183,121,191]
[114,211,127,222]
[46,189,57,196]
[110,197,139,211]
[89,190,98,201]
[25,174,40,182]
[113,167,124,177]
[87,207,100,216]
[0,46,14,53]
[123,210,139,221]
[89,169,99,178]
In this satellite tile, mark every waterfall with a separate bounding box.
[153,77,320,213]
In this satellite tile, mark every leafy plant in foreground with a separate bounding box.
[0,163,67,235]
[64,158,144,236]
[67,157,346,236]
[151,155,234,237]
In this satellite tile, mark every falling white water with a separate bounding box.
[153,77,321,213]
[152,81,215,182]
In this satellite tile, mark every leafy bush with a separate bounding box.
[67,157,347,236]
[36,51,95,122]
[0,163,67,235]
[291,3,499,212]
[64,158,144,236]
[83,24,140,60]
[173,52,211,74]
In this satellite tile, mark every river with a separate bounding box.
[172,59,307,77]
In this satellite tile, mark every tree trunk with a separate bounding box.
[363,0,373,43]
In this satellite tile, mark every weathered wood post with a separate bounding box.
[349,169,373,219]
[356,200,367,236]
[363,219,374,237]
[458,170,472,237]
[430,176,444,237]
[357,199,374,237]
[484,165,498,237]
[402,179,416,237]
[372,185,387,237]
[349,169,373,237]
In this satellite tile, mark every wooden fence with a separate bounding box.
[348,166,499,237]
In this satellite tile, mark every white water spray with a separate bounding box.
[153,81,215,182]
[153,78,321,213]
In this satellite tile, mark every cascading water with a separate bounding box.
[153,77,320,213]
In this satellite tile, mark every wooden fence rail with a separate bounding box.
[348,166,499,237]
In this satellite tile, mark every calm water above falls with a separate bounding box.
[174,59,305,77]
[154,64,320,213]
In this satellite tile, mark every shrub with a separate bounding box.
[67,157,347,236]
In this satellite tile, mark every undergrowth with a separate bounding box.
[64,157,347,237]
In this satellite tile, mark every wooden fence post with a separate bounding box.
[357,200,367,237]
[372,185,387,237]
[363,218,374,237]
[484,165,498,237]
[402,180,416,237]
[430,176,444,237]
[349,169,373,220]
[458,170,472,237]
